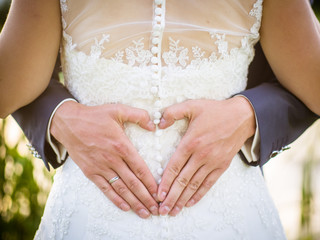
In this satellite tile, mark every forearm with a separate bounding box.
[241,81,318,166]
[12,76,75,170]
[260,0,320,115]
[0,0,61,117]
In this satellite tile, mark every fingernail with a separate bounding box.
[138,209,150,218]
[160,206,170,216]
[120,203,130,211]
[170,206,181,216]
[159,118,165,128]
[186,199,195,207]
[148,121,155,130]
[160,191,167,201]
[152,193,159,202]
[174,206,180,212]
[150,206,158,215]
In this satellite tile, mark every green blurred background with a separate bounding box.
[0,1,320,239]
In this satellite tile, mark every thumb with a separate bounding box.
[119,105,155,131]
[159,101,191,129]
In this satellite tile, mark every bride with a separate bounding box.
[1,0,320,239]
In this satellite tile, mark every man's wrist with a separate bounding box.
[46,99,77,163]
[50,99,79,146]
[231,95,256,139]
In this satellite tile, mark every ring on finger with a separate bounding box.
[109,176,120,184]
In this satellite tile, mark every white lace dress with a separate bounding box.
[35,0,287,239]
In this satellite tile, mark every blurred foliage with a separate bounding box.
[0,1,320,240]
[0,120,51,240]
[299,140,319,240]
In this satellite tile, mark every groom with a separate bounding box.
[12,36,318,218]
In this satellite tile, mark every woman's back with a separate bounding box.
[35,1,286,239]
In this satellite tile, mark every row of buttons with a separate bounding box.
[152,0,165,182]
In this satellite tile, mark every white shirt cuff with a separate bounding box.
[46,98,77,164]
[236,95,261,163]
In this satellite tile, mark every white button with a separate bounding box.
[152,37,160,45]
[155,8,162,15]
[155,16,162,22]
[150,86,158,94]
[156,155,163,162]
[152,74,159,80]
[155,130,163,137]
[157,178,162,184]
[154,100,162,108]
[176,96,184,103]
[153,31,161,37]
[154,111,162,119]
[151,80,158,86]
[153,24,161,31]
[155,0,163,5]
[157,168,164,175]
[151,57,158,64]
[151,47,159,54]
[151,65,159,71]
[154,119,160,125]
[155,144,162,150]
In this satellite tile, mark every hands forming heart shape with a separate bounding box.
[50,97,255,218]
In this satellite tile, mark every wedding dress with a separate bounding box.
[35,0,287,239]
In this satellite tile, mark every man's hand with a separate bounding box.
[50,101,159,218]
[157,97,256,216]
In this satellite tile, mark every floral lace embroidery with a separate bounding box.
[250,0,263,35]
[90,34,110,59]
[36,1,287,240]
[60,0,68,13]
[125,38,153,67]
[162,37,189,67]
[59,0,263,69]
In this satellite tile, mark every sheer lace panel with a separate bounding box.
[60,0,262,67]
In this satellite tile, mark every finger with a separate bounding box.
[168,165,209,216]
[159,158,205,216]
[159,101,191,129]
[118,105,155,131]
[185,168,224,207]
[157,135,194,202]
[118,137,159,196]
[114,156,159,215]
[90,174,131,212]
[107,172,158,218]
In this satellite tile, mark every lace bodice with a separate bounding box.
[35,1,287,239]
[60,0,262,106]
[59,0,263,184]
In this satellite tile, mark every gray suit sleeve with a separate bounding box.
[12,58,75,170]
[241,43,318,167]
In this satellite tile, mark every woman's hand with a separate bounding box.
[50,101,159,219]
[157,97,256,216]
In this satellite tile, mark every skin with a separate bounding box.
[0,0,61,118]
[157,97,255,216]
[51,101,159,218]
[260,0,320,115]
[1,0,319,218]
[156,0,320,216]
